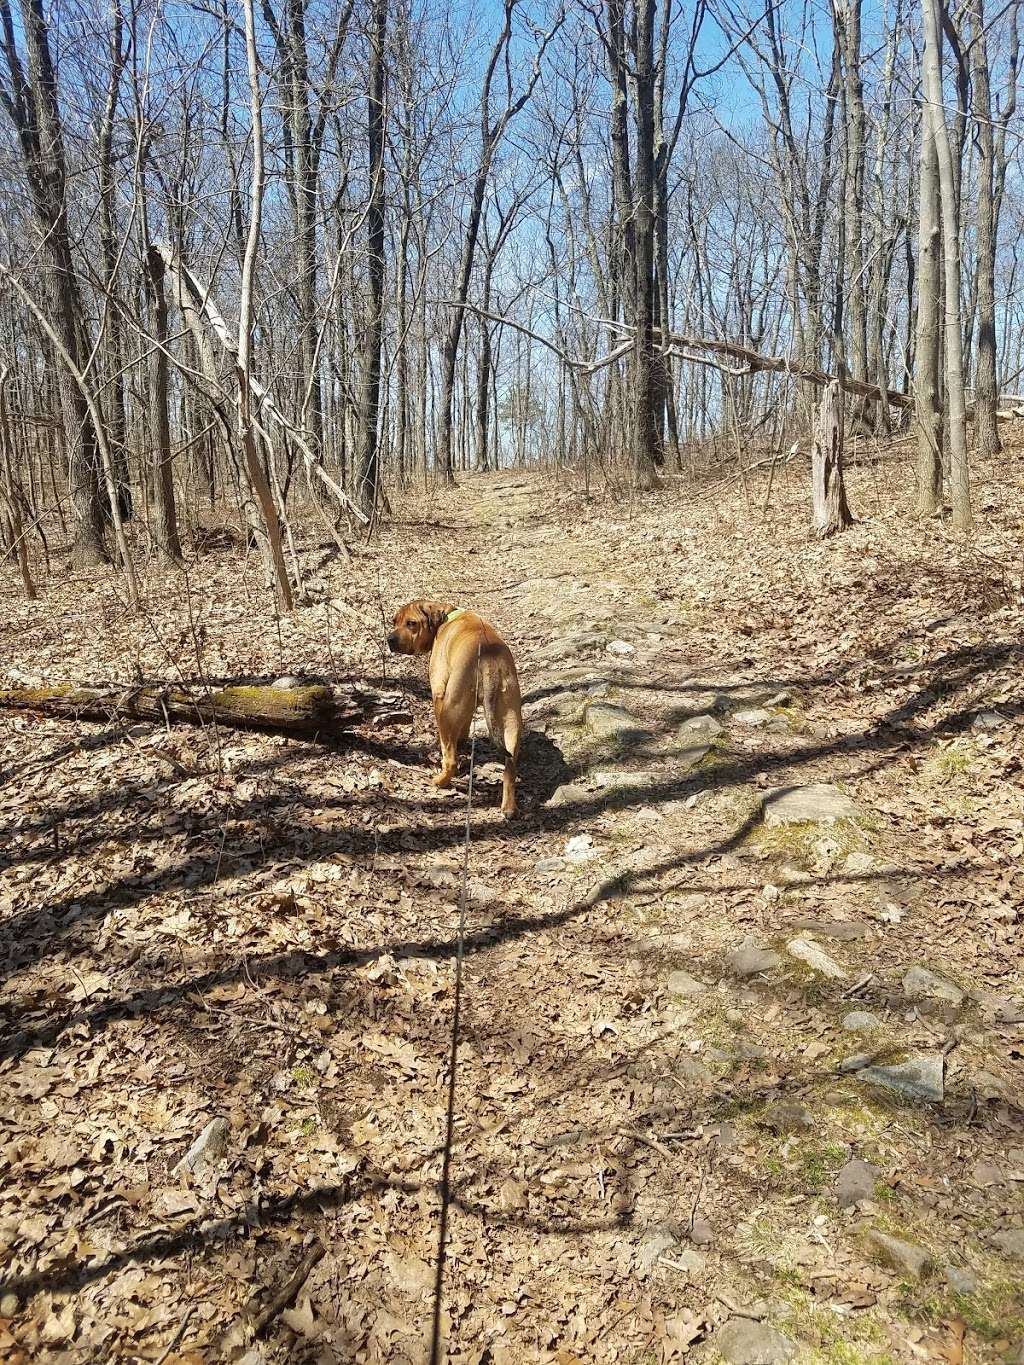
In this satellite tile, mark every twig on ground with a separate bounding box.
[154,1305,196,1364]
[243,1240,325,1340]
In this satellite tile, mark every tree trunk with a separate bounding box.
[355,0,387,515]
[238,0,294,607]
[969,0,1001,458]
[923,0,971,529]
[145,245,183,562]
[0,0,108,564]
[812,379,853,536]
[913,103,943,514]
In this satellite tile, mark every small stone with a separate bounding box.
[734,707,772,727]
[666,970,704,998]
[763,1102,814,1134]
[840,1053,872,1073]
[992,998,1024,1025]
[534,857,565,873]
[605,639,635,655]
[688,1216,714,1246]
[836,1158,877,1208]
[786,935,846,979]
[761,783,860,826]
[0,1292,18,1316]
[972,1159,1004,1187]
[549,782,592,808]
[903,965,965,1006]
[992,1229,1024,1260]
[842,1011,881,1032]
[717,1318,795,1365]
[585,702,643,739]
[680,713,723,739]
[564,834,602,864]
[859,1053,944,1103]
[668,1248,705,1276]
[727,941,783,977]
[944,1265,978,1295]
[675,1055,713,1084]
[865,1229,933,1278]
[638,1227,677,1272]
[972,710,1008,730]
[172,1116,230,1178]
[844,851,875,875]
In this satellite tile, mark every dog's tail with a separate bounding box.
[480,655,521,764]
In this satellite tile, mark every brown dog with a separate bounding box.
[387,601,523,817]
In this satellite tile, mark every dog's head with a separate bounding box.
[386,600,455,655]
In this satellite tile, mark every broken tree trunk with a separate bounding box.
[812,379,853,537]
[0,682,410,739]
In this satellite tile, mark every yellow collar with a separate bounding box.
[445,607,468,622]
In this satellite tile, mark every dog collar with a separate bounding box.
[445,607,468,622]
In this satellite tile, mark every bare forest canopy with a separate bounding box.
[0,0,1021,599]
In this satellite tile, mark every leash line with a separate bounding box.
[429,628,483,1365]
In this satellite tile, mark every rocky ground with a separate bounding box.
[1,446,1022,1363]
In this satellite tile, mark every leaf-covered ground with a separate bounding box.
[1,443,1022,1364]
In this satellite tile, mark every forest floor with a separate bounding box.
[1,439,1023,1365]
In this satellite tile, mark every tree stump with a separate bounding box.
[811,379,853,537]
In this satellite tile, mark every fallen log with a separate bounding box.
[0,681,411,738]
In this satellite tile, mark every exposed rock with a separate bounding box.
[903,965,965,1006]
[585,702,642,739]
[733,707,772,727]
[534,857,565,874]
[971,1159,1004,1187]
[687,1216,714,1246]
[0,1292,18,1317]
[717,1318,795,1365]
[679,714,723,739]
[858,1053,944,1103]
[605,639,635,656]
[761,783,859,826]
[172,1116,229,1179]
[943,1265,978,1295]
[638,1226,677,1272]
[548,781,592,808]
[763,1102,814,1134]
[992,1229,1024,1260]
[842,1011,881,1032]
[786,935,846,979]
[865,1229,933,1278]
[674,1055,714,1084]
[989,997,1024,1025]
[836,1158,877,1208]
[972,710,1009,730]
[727,941,783,978]
[591,768,660,792]
[843,850,876,875]
[666,970,705,998]
[564,834,603,864]
[792,917,869,942]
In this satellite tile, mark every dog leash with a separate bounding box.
[429,626,483,1365]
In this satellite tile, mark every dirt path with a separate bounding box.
[1,467,1022,1362]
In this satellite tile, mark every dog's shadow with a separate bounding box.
[518,730,572,808]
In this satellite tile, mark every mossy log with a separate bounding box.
[0,681,411,738]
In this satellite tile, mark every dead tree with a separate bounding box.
[811,378,853,536]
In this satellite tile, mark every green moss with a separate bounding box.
[926,740,978,779]
[292,1065,317,1090]
[213,684,331,716]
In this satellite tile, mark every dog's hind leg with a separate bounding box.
[433,687,475,789]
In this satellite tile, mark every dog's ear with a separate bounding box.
[420,601,455,634]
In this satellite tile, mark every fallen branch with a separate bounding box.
[243,1240,325,1340]
[0,681,410,739]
